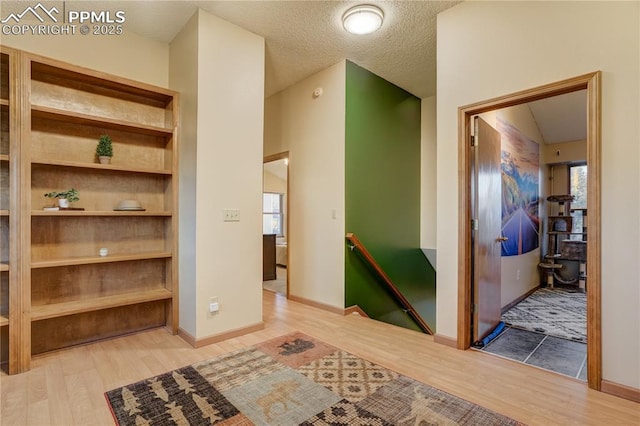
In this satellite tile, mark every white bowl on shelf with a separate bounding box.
[115,200,144,211]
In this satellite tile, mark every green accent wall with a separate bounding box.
[345,61,436,332]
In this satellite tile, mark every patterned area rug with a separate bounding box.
[502,288,586,343]
[105,332,524,425]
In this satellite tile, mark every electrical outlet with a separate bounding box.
[516,269,521,280]
[223,209,240,222]
[209,297,219,314]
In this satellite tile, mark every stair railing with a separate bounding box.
[346,233,433,335]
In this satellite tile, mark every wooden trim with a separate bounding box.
[31,289,172,321]
[585,72,602,391]
[177,327,196,347]
[288,294,346,316]
[263,151,288,164]
[31,105,173,136]
[31,159,172,175]
[169,94,180,335]
[601,380,640,403]
[31,252,172,269]
[344,305,369,317]
[434,334,458,348]
[457,72,602,390]
[178,322,265,349]
[11,47,31,374]
[24,51,176,99]
[346,233,434,335]
[457,106,472,349]
[501,286,539,314]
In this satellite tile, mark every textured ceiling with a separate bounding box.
[0,0,461,98]
[1,1,586,142]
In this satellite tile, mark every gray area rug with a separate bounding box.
[502,288,586,343]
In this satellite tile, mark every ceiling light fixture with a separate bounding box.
[342,5,384,35]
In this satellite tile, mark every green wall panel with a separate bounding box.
[345,61,436,332]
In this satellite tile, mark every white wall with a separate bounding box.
[437,1,640,388]
[170,12,199,336]
[171,9,264,340]
[480,106,544,308]
[420,96,437,268]
[2,28,169,87]
[264,61,346,308]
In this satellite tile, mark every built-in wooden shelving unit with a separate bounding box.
[0,46,17,373]
[31,252,173,269]
[1,49,179,372]
[31,210,172,217]
[31,159,172,175]
[31,288,173,321]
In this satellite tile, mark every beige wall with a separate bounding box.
[543,139,587,165]
[480,105,544,308]
[171,9,265,340]
[170,12,199,335]
[264,170,286,194]
[420,96,437,253]
[264,61,346,308]
[437,1,640,388]
[2,28,169,87]
[194,10,264,339]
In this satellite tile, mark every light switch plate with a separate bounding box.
[223,209,240,222]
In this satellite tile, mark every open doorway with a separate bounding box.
[263,152,289,296]
[470,91,589,381]
[457,72,602,390]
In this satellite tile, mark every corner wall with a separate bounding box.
[345,61,435,331]
[171,9,265,340]
[421,96,437,268]
[264,62,346,308]
[437,1,640,389]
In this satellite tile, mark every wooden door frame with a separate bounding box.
[456,72,602,390]
[263,151,290,298]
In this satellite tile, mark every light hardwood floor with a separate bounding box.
[1,291,638,425]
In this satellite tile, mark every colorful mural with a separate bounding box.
[498,117,540,256]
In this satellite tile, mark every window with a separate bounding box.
[263,192,283,235]
[569,164,587,240]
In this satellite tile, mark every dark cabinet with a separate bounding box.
[263,234,276,280]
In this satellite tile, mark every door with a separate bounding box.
[473,117,503,342]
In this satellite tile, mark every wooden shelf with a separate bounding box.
[31,105,173,137]
[32,210,172,217]
[0,262,8,272]
[0,154,9,162]
[0,99,8,106]
[31,252,172,269]
[31,288,172,321]
[548,231,587,235]
[0,315,8,327]
[0,210,8,216]
[32,159,172,175]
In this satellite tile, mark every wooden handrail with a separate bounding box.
[346,233,433,335]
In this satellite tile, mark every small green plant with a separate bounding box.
[44,188,80,203]
[96,134,113,158]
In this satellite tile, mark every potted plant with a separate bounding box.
[96,134,113,164]
[44,188,79,208]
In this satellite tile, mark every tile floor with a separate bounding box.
[479,326,587,381]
